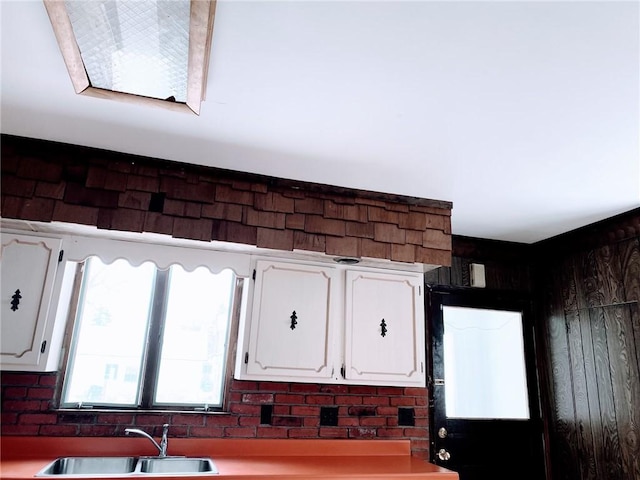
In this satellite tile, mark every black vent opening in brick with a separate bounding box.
[320,406,339,426]
[260,404,273,425]
[398,407,415,426]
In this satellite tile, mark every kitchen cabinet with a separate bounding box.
[237,259,426,387]
[0,233,69,371]
[244,260,338,381]
[345,269,425,385]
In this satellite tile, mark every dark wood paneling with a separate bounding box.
[609,240,640,479]
[578,308,604,480]
[536,208,640,257]
[543,260,579,480]
[425,214,640,480]
[620,238,640,302]
[426,236,531,292]
[589,306,623,479]
[535,219,640,480]
[621,239,640,480]
[620,237,640,480]
[566,310,597,480]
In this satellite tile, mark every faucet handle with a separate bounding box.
[159,424,170,458]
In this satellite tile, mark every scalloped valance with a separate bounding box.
[62,235,252,277]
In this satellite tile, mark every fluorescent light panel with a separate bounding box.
[44,0,215,114]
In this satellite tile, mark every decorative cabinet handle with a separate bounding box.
[380,318,387,337]
[10,289,22,311]
[290,311,298,330]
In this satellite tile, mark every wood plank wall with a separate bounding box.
[534,210,640,480]
[424,235,532,292]
[428,213,640,480]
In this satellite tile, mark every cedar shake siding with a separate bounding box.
[1,135,452,266]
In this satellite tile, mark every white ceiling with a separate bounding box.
[1,1,638,244]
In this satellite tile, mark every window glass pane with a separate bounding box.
[62,257,155,406]
[154,267,235,406]
[443,306,530,419]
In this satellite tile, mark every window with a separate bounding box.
[61,256,237,410]
[442,305,530,419]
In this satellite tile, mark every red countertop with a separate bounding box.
[0,438,458,480]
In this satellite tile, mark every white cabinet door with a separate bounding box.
[344,270,425,386]
[1,233,63,369]
[245,261,337,381]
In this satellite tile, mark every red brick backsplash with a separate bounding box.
[1,135,451,266]
[0,372,430,459]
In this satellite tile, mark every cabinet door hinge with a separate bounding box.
[419,285,422,296]
[58,250,64,262]
[421,362,424,373]
[244,352,249,364]
[340,364,346,379]
[252,269,256,281]
[40,340,47,354]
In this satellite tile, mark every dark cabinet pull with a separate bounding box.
[380,318,387,337]
[290,311,298,330]
[10,289,22,311]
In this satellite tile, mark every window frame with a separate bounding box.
[58,257,243,412]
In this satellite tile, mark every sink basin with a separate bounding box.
[138,457,218,474]
[36,456,218,476]
[37,457,138,476]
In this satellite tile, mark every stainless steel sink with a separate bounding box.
[37,457,138,476]
[138,457,218,474]
[36,456,218,476]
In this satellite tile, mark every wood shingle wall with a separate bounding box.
[1,135,452,266]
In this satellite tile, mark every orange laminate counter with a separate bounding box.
[0,437,458,480]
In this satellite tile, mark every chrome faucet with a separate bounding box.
[125,423,169,457]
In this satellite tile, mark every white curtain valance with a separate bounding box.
[62,235,253,277]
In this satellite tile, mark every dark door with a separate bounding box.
[428,287,546,480]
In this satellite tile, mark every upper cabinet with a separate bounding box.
[237,258,426,387]
[345,270,424,385]
[0,233,69,371]
[245,261,338,381]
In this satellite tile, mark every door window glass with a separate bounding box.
[443,305,530,419]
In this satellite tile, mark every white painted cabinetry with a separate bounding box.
[0,233,68,371]
[344,269,425,386]
[237,259,426,387]
[245,261,338,381]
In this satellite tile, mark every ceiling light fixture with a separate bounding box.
[43,0,216,114]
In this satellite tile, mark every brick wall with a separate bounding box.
[1,373,429,458]
[0,135,452,265]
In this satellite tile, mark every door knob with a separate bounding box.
[438,427,447,439]
[437,449,451,461]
